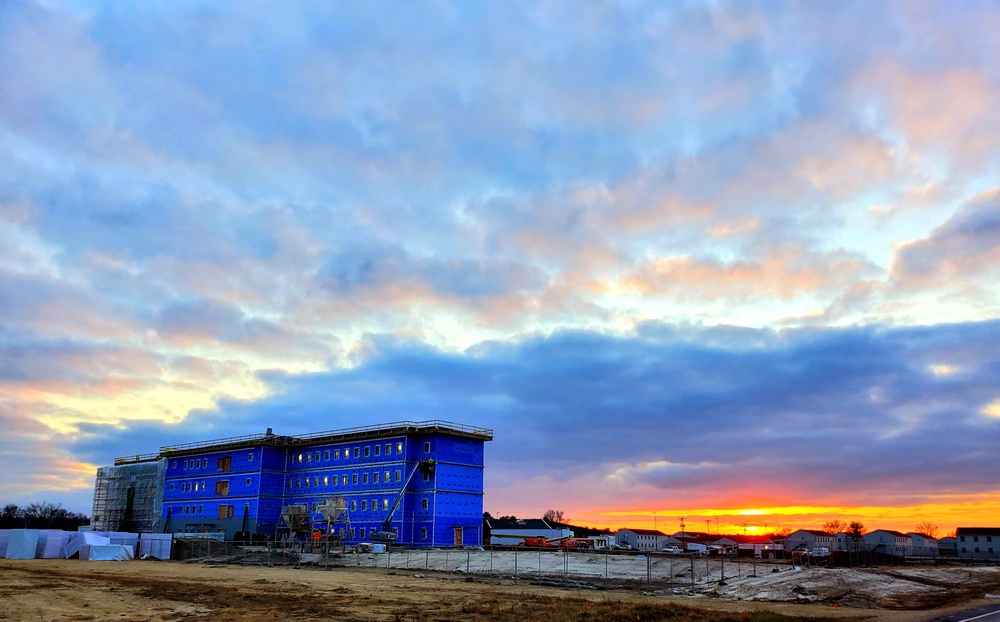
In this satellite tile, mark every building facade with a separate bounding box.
[95,421,493,547]
[907,532,939,556]
[617,528,671,551]
[862,529,913,556]
[956,527,1000,559]
[783,529,835,552]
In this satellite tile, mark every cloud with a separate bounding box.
[0,1,999,525]
[892,188,1000,286]
[31,320,994,515]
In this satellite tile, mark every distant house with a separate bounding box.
[956,527,1000,559]
[617,528,672,551]
[938,536,957,557]
[783,529,835,552]
[484,517,571,546]
[907,533,939,556]
[863,530,913,556]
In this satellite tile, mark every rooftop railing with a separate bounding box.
[114,420,493,463]
[291,419,494,443]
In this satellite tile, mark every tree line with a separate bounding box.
[1,502,91,530]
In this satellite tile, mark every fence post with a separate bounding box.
[690,556,695,589]
[425,550,429,571]
[387,548,392,573]
[467,550,471,574]
[646,554,651,586]
[514,548,518,580]
[605,549,609,579]
[490,548,493,574]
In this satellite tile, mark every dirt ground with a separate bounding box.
[1,558,997,622]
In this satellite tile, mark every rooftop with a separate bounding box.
[114,420,493,465]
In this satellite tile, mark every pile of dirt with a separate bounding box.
[708,567,1000,610]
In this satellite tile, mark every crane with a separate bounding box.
[372,458,436,542]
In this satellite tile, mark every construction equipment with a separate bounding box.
[315,497,349,549]
[514,535,593,550]
[371,459,436,542]
[278,503,311,545]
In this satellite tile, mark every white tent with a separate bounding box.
[35,530,71,559]
[5,530,40,559]
[81,544,133,561]
[139,533,172,559]
[64,532,111,558]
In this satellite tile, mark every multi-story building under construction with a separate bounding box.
[92,420,493,547]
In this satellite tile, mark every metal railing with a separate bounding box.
[114,452,161,465]
[115,420,495,463]
[291,420,494,443]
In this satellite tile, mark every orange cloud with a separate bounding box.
[855,60,1000,168]
[614,247,876,302]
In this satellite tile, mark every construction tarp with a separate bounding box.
[105,532,139,557]
[5,530,40,559]
[34,530,71,559]
[139,533,172,559]
[0,530,9,557]
[82,544,133,561]
[64,532,111,558]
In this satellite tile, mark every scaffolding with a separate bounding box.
[92,459,167,533]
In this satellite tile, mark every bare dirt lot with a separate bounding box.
[1,558,998,622]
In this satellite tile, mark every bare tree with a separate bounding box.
[775,527,793,538]
[914,521,939,538]
[846,521,866,552]
[543,509,566,523]
[822,519,846,534]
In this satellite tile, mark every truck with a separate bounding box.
[685,543,709,555]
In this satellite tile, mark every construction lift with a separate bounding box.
[372,458,435,543]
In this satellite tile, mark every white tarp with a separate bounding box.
[81,544,133,561]
[139,533,172,559]
[64,532,111,558]
[34,530,70,559]
[104,531,140,556]
[0,530,9,557]
[5,530,40,559]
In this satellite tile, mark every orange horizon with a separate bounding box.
[498,496,1000,537]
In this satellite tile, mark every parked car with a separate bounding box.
[811,547,830,556]
[660,546,683,554]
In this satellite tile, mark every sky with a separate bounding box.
[1,0,999,536]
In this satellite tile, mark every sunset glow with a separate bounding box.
[0,1,997,534]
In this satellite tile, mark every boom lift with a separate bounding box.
[372,458,435,542]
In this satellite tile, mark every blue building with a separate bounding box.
[97,421,493,547]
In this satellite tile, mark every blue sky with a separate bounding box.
[1,0,998,531]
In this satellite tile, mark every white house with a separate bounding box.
[863,530,913,556]
[907,533,939,556]
[783,529,835,552]
[617,528,672,551]
[956,527,1000,559]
